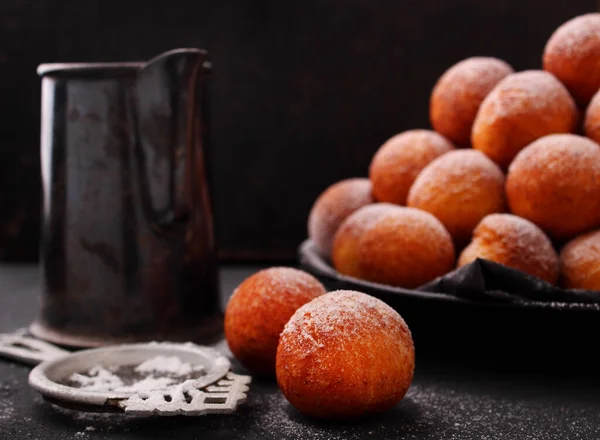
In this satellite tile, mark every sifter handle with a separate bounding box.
[0,329,70,366]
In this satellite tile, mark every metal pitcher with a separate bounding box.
[30,48,221,347]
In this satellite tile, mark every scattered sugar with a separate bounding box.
[308,178,373,255]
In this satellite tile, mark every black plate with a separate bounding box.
[298,239,600,361]
[298,239,600,313]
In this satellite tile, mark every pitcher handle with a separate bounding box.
[130,48,210,232]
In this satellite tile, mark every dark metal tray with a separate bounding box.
[298,239,600,313]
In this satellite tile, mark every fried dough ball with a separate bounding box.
[430,57,513,146]
[506,134,600,241]
[560,229,600,290]
[224,267,326,375]
[332,203,400,278]
[458,214,559,284]
[358,207,455,288]
[308,178,374,257]
[407,150,506,246]
[543,13,600,106]
[584,89,600,144]
[472,70,577,168]
[369,129,454,205]
[276,290,415,419]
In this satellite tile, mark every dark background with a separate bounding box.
[0,0,596,262]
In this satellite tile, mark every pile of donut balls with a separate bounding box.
[310,13,600,291]
[223,13,600,422]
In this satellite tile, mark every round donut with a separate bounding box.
[308,178,374,257]
[224,267,326,375]
[458,213,559,284]
[407,150,506,246]
[369,129,454,205]
[584,89,600,144]
[358,207,455,288]
[506,134,600,241]
[332,203,400,278]
[560,229,600,290]
[276,290,415,419]
[430,57,514,146]
[471,70,577,169]
[543,13,600,106]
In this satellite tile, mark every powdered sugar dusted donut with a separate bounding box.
[560,229,600,290]
[584,89,600,144]
[543,13,600,106]
[458,213,559,284]
[332,203,401,278]
[407,150,506,246]
[276,290,415,419]
[506,134,600,241]
[308,178,373,257]
[369,129,454,205]
[430,57,513,146]
[472,70,577,169]
[358,207,455,288]
[224,267,326,375]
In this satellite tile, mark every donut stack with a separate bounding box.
[308,13,600,291]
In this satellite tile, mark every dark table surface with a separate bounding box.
[1,265,599,440]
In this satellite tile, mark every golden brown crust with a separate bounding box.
[331,203,400,278]
[584,89,600,144]
[458,214,559,284]
[560,230,600,290]
[543,13,600,106]
[308,178,374,257]
[369,130,454,205]
[276,290,415,419]
[357,207,455,288]
[407,150,506,247]
[506,134,600,241]
[471,70,577,169]
[430,57,513,146]
[224,267,326,376]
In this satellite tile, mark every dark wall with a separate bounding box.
[0,0,596,262]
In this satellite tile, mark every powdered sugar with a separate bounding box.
[544,14,600,60]
[66,355,206,393]
[135,356,205,376]
[459,213,559,283]
[334,203,400,240]
[480,70,575,120]
[407,150,505,213]
[280,290,410,355]
[229,267,326,304]
[434,57,514,98]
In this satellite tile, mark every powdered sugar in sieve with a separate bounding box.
[0,333,251,416]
